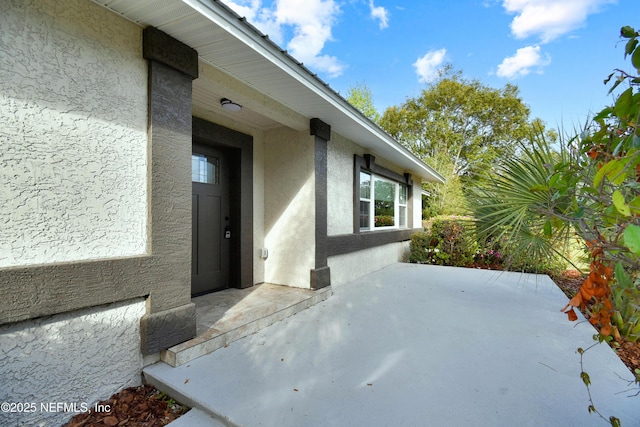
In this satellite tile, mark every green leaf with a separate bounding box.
[608,77,624,95]
[581,371,591,386]
[613,190,631,216]
[604,72,615,85]
[633,46,640,72]
[543,220,552,237]
[626,38,639,57]
[623,224,640,255]
[629,196,640,214]
[615,262,632,289]
[593,165,607,188]
[594,158,630,188]
[612,139,625,157]
[593,160,616,188]
[610,416,621,427]
[529,184,549,192]
[593,107,613,121]
[621,26,636,38]
[614,88,634,118]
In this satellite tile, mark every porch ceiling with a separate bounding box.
[91,0,444,182]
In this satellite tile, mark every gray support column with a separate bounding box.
[310,118,331,289]
[140,27,198,354]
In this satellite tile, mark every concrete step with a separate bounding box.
[160,284,331,367]
[166,408,230,427]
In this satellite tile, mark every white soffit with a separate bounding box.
[91,0,444,183]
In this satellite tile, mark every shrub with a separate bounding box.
[474,245,504,268]
[374,215,394,227]
[409,216,477,267]
[409,231,432,264]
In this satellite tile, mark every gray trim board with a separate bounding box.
[143,27,198,79]
[327,229,415,257]
[361,154,411,186]
[310,118,331,142]
[310,119,330,290]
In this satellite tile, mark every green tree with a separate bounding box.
[421,152,468,217]
[346,81,381,123]
[379,68,537,181]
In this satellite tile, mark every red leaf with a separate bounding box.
[565,309,578,321]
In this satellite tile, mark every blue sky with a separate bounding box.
[224,0,640,130]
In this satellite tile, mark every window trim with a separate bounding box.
[354,154,413,233]
[398,183,408,228]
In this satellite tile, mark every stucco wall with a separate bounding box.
[0,299,145,427]
[252,132,266,284]
[327,133,363,236]
[328,242,410,286]
[0,0,195,358]
[0,0,148,268]
[264,127,316,288]
[411,180,423,229]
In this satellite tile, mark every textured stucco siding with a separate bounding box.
[328,242,410,286]
[253,132,266,284]
[0,299,145,427]
[0,0,148,268]
[327,133,363,236]
[264,127,316,288]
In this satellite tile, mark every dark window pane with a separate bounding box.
[360,172,371,200]
[360,201,370,229]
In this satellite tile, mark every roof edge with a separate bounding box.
[183,0,444,183]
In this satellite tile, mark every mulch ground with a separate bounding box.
[62,384,188,427]
[63,268,638,426]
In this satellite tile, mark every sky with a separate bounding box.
[223,0,640,130]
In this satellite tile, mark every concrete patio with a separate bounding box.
[146,263,639,426]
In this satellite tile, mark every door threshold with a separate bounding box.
[161,284,332,367]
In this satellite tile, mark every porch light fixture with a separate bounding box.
[220,98,242,112]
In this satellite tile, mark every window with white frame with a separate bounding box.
[399,183,408,228]
[359,171,408,231]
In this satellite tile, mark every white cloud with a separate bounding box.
[413,49,447,83]
[496,45,551,78]
[502,0,615,43]
[224,0,345,77]
[223,0,282,41]
[369,0,389,29]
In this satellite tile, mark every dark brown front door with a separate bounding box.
[191,145,230,296]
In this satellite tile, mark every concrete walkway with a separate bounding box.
[146,264,639,426]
